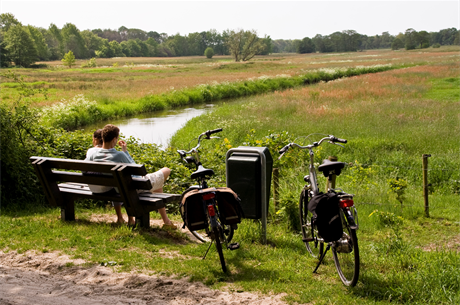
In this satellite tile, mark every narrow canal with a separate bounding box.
[84,103,216,148]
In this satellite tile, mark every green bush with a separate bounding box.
[204,47,214,59]
[433,43,441,48]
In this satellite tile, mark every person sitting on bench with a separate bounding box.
[85,124,177,229]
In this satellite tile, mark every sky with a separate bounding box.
[1,0,459,40]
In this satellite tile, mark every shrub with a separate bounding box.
[204,47,214,59]
[432,43,441,48]
[81,57,97,68]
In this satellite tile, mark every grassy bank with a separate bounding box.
[38,63,409,130]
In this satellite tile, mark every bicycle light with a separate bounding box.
[207,204,216,216]
[339,198,354,208]
[202,193,215,200]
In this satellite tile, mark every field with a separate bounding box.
[1,47,458,107]
[1,47,460,304]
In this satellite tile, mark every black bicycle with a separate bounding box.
[279,134,360,286]
[177,128,241,273]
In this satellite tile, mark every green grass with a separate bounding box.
[1,201,458,304]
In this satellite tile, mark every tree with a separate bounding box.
[405,28,418,50]
[391,38,404,50]
[0,32,11,67]
[27,25,50,60]
[61,50,76,68]
[0,13,20,32]
[259,35,273,55]
[417,30,430,48]
[61,23,88,58]
[225,29,265,62]
[204,47,214,58]
[296,37,315,54]
[4,24,38,67]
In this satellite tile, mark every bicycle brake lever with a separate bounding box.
[278,152,286,160]
[330,141,345,148]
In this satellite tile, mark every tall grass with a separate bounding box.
[166,60,460,303]
[40,63,408,130]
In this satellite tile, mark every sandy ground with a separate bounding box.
[0,215,289,305]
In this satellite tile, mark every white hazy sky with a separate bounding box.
[1,0,459,40]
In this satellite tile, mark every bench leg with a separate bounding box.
[135,214,150,228]
[61,205,75,221]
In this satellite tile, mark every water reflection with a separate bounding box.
[84,104,214,148]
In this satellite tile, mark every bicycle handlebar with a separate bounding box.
[177,128,223,156]
[278,135,347,159]
[204,128,223,138]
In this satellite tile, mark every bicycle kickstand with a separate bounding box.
[202,240,214,260]
[313,244,331,273]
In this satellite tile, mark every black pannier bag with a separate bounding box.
[307,191,343,242]
[180,187,243,231]
[180,189,208,231]
[215,187,244,225]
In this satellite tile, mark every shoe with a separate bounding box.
[162,223,177,230]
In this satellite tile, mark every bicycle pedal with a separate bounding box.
[227,243,240,250]
[303,237,314,242]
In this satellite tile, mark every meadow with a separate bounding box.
[1,47,459,304]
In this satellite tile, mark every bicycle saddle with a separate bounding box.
[191,164,215,179]
[318,159,346,177]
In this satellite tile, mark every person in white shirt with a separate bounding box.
[85,124,176,229]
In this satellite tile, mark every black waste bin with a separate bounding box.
[226,147,273,219]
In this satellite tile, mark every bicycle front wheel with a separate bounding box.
[332,213,360,286]
[299,190,324,258]
[213,226,227,273]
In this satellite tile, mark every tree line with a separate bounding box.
[1,12,459,67]
[273,28,460,53]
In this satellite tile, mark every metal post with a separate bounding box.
[423,154,431,217]
[273,168,279,212]
[226,148,268,244]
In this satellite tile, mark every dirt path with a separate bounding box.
[0,214,289,305]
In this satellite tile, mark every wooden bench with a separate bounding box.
[30,156,180,228]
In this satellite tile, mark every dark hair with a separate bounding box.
[93,129,103,145]
[102,124,119,143]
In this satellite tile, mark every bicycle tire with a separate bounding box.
[191,223,234,243]
[213,226,227,273]
[299,190,324,258]
[332,212,360,287]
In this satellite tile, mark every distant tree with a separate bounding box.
[225,29,265,62]
[0,41,11,67]
[454,31,460,45]
[417,30,430,48]
[27,25,49,60]
[46,23,64,59]
[0,13,20,32]
[391,38,404,50]
[4,24,38,67]
[81,30,103,57]
[61,50,76,68]
[296,37,315,53]
[61,23,88,58]
[204,47,214,58]
[258,35,273,55]
[109,40,125,57]
[405,28,418,50]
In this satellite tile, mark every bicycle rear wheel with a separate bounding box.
[213,226,227,273]
[332,212,360,286]
[299,190,324,258]
[191,223,234,243]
